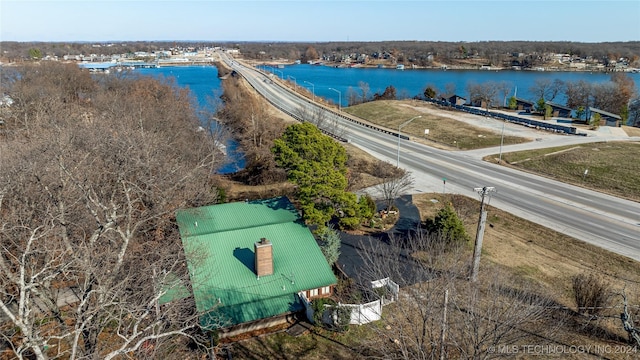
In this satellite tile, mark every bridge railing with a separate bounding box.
[238,65,409,142]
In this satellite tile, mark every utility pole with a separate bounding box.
[470,186,495,282]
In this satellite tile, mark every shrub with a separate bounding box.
[358,194,377,222]
[572,272,611,315]
[424,86,436,99]
[311,298,336,325]
[431,204,469,244]
[334,306,352,332]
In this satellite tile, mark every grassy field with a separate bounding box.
[491,141,640,202]
[343,100,529,150]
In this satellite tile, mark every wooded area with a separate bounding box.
[2,40,639,68]
[0,62,224,359]
[236,40,640,67]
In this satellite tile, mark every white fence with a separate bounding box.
[336,299,382,325]
[298,278,399,326]
[371,277,399,305]
[334,277,399,325]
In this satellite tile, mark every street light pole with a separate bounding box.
[396,115,422,167]
[304,81,315,102]
[275,69,283,79]
[498,120,505,163]
[329,87,341,111]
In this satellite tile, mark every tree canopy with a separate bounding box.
[424,86,437,99]
[272,122,360,229]
[0,62,223,359]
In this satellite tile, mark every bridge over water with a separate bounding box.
[78,59,216,71]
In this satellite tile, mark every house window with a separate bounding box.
[322,286,331,295]
[310,288,318,297]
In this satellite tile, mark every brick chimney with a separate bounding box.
[254,238,273,277]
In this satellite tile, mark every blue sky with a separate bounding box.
[1,0,639,42]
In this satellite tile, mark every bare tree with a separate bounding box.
[592,83,619,113]
[356,233,467,360]
[444,82,457,99]
[219,76,285,184]
[359,81,371,103]
[0,63,223,359]
[529,78,564,102]
[356,230,559,360]
[307,105,330,129]
[497,81,513,108]
[347,86,359,106]
[619,289,640,347]
[467,81,500,110]
[564,80,593,116]
[295,104,346,140]
[375,169,415,211]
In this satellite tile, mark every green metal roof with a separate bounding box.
[176,197,337,329]
[158,273,191,305]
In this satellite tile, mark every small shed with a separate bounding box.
[470,98,489,109]
[589,107,622,127]
[545,101,573,118]
[514,98,535,112]
[447,94,467,106]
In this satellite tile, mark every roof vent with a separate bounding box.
[254,238,273,277]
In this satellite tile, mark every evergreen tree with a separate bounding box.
[424,86,437,99]
[318,226,341,265]
[272,122,355,230]
[535,98,546,114]
[358,194,377,223]
[432,204,469,244]
[28,48,42,59]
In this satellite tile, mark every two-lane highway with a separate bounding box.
[221,53,640,262]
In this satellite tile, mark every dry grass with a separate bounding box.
[414,193,640,296]
[224,324,374,360]
[343,100,529,150]
[491,141,640,202]
[622,125,640,137]
[413,193,640,358]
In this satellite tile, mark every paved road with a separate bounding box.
[220,52,640,262]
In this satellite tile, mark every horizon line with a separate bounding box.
[2,39,640,44]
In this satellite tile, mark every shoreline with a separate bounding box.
[246,59,638,73]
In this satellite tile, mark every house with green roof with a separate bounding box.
[176,197,337,337]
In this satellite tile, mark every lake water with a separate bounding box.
[136,66,245,174]
[133,64,639,173]
[269,64,640,107]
